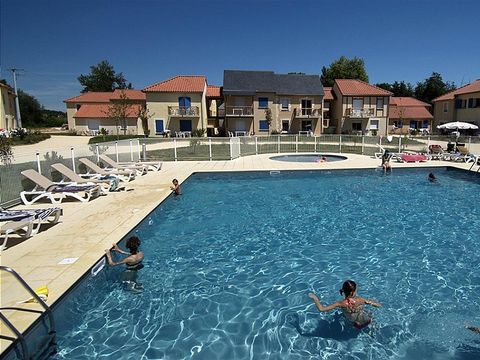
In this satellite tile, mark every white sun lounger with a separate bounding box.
[51,163,117,192]
[99,155,148,176]
[107,156,162,172]
[20,169,101,205]
[79,158,136,182]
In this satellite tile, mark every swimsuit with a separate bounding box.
[343,297,372,329]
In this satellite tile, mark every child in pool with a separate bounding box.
[308,280,381,329]
[170,178,182,195]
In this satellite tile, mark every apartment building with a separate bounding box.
[432,79,480,129]
[223,70,325,135]
[388,97,433,134]
[206,85,224,137]
[64,90,146,135]
[0,82,17,130]
[331,79,392,135]
[143,76,209,137]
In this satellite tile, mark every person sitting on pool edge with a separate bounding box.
[170,178,182,195]
[308,280,381,330]
[428,173,437,182]
[105,236,144,291]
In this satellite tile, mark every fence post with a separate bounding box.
[95,145,100,163]
[314,135,317,152]
[277,135,280,153]
[398,137,402,153]
[229,138,233,160]
[295,135,298,153]
[137,139,141,161]
[71,147,75,173]
[174,139,177,161]
[129,140,134,161]
[361,136,365,155]
[468,136,471,151]
[379,136,382,147]
[255,136,258,155]
[36,151,41,174]
[209,138,212,161]
[115,142,119,162]
[142,143,146,161]
[427,135,430,149]
[339,135,342,153]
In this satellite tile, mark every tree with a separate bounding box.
[321,56,369,86]
[376,81,415,97]
[78,60,132,93]
[414,72,455,104]
[104,90,131,138]
[18,90,43,127]
[137,106,153,137]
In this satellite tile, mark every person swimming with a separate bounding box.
[308,280,381,330]
[105,236,144,291]
[428,173,437,182]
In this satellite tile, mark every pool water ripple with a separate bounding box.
[52,168,480,359]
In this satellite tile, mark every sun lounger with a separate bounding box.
[428,144,446,160]
[99,155,148,176]
[0,207,62,240]
[20,169,101,205]
[51,163,122,192]
[78,158,136,182]
[398,153,429,163]
[101,154,162,172]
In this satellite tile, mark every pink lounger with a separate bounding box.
[400,154,428,163]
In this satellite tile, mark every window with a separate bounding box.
[178,97,191,108]
[476,98,480,108]
[155,119,164,134]
[280,99,289,110]
[259,120,269,131]
[370,119,379,130]
[180,119,192,131]
[301,99,312,115]
[258,97,268,108]
[443,102,448,112]
[422,120,429,129]
[409,120,417,129]
[462,99,467,108]
[376,97,384,110]
[468,98,474,108]
[393,120,403,128]
[324,101,330,109]
[454,99,462,109]
[352,122,362,131]
[282,120,289,132]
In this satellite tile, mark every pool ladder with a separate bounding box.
[0,266,57,360]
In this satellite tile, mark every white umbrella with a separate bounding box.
[437,121,478,130]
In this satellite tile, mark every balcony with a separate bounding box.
[168,106,199,117]
[225,106,254,117]
[293,107,321,118]
[345,108,375,118]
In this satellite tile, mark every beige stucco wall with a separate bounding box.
[0,87,17,129]
[146,92,206,136]
[73,118,139,135]
[455,92,480,125]
[66,103,77,131]
[433,100,454,128]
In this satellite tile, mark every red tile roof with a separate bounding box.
[143,76,207,93]
[389,106,433,119]
[390,97,430,107]
[432,79,480,102]
[323,87,334,100]
[64,92,113,103]
[207,85,221,97]
[334,79,392,96]
[73,103,141,118]
[110,89,146,101]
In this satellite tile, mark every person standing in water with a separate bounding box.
[170,178,182,195]
[105,236,144,291]
[308,280,381,329]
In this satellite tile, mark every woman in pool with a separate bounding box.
[105,236,144,291]
[308,280,381,329]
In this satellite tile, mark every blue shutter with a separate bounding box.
[155,119,164,134]
[423,120,429,128]
[179,97,191,107]
[259,120,269,131]
[409,120,416,129]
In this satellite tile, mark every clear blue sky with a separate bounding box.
[1,0,479,111]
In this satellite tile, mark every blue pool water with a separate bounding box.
[50,168,480,360]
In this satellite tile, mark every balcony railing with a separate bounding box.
[225,106,254,116]
[345,108,375,117]
[168,106,200,116]
[293,108,321,118]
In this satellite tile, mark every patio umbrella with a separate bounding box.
[437,121,478,130]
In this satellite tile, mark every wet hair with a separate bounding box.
[428,173,436,179]
[172,179,178,185]
[339,280,357,297]
[126,236,141,255]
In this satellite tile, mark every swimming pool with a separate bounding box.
[36,168,480,359]
[270,154,347,162]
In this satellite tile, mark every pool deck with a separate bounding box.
[0,153,478,354]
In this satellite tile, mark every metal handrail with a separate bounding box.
[0,312,29,359]
[0,266,56,358]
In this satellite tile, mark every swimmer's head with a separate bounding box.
[340,280,357,297]
[172,179,179,185]
[126,236,141,254]
[428,173,435,179]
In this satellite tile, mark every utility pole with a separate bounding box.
[9,68,23,128]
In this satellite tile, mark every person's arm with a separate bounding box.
[362,297,382,307]
[105,250,130,267]
[308,293,342,312]
[111,243,129,255]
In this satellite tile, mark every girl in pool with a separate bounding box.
[309,280,381,329]
[105,236,144,291]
